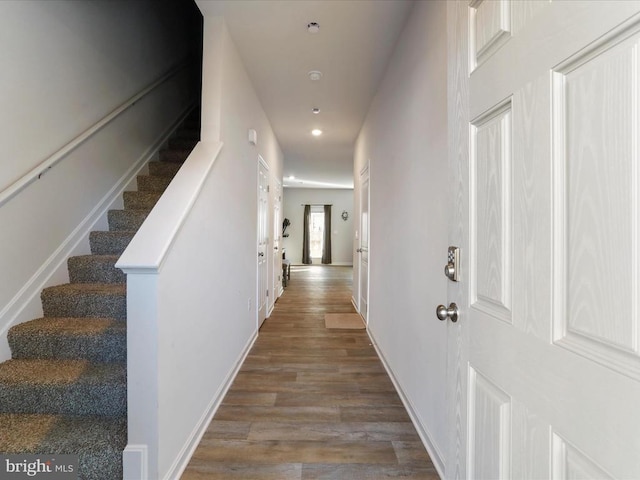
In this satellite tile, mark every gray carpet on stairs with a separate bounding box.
[1,110,199,479]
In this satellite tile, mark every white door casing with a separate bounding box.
[257,156,269,327]
[358,164,370,322]
[447,2,640,479]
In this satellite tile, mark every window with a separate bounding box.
[310,209,324,258]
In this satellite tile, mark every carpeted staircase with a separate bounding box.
[0,110,200,479]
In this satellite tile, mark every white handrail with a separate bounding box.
[0,59,193,208]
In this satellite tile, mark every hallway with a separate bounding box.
[181,265,439,479]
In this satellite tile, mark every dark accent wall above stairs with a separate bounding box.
[0,111,200,480]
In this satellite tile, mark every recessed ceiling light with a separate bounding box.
[312,107,320,114]
[307,22,320,34]
[312,129,323,136]
[308,70,322,81]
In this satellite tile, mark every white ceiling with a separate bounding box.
[196,0,415,189]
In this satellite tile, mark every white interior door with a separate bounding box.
[257,157,269,327]
[447,2,640,478]
[272,179,282,300]
[358,165,369,322]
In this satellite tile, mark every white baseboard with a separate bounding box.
[123,445,148,480]
[0,104,194,362]
[163,330,259,480]
[367,328,446,478]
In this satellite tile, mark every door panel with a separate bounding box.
[470,99,512,324]
[553,26,640,378]
[448,2,640,478]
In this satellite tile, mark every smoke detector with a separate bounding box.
[312,107,320,114]
[308,70,323,81]
[307,22,320,34]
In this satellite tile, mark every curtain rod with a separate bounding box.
[301,204,333,206]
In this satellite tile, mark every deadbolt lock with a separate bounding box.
[444,246,460,282]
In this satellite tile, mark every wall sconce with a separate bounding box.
[341,210,349,221]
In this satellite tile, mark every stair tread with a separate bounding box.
[0,359,125,385]
[42,283,126,296]
[10,317,125,336]
[69,254,119,262]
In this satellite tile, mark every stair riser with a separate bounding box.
[41,292,126,321]
[0,414,126,480]
[79,447,124,480]
[175,128,200,140]
[160,149,191,163]
[123,191,162,210]
[148,161,181,178]
[169,138,198,150]
[0,385,126,416]
[8,332,126,363]
[108,210,149,231]
[89,231,135,255]
[137,175,172,193]
[68,257,124,284]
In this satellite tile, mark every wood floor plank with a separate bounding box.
[274,391,403,408]
[190,439,398,464]
[214,405,341,423]
[181,266,439,479]
[200,420,252,440]
[301,463,441,480]
[247,421,422,442]
[182,463,302,480]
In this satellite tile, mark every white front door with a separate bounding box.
[257,157,269,327]
[447,1,640,478]
[358,165,370,322]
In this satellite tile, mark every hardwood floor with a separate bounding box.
[181,265,439,479]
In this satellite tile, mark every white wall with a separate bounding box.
[353,1,449,475]
[120,13,284,479]
[282,188,354,265]
[0,0,201,360]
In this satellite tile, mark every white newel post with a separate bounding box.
[119,271,160,480]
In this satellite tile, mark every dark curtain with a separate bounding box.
[322,205,332,264]
[302,204,312,264]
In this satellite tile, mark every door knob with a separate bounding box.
[436,303,458,322]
